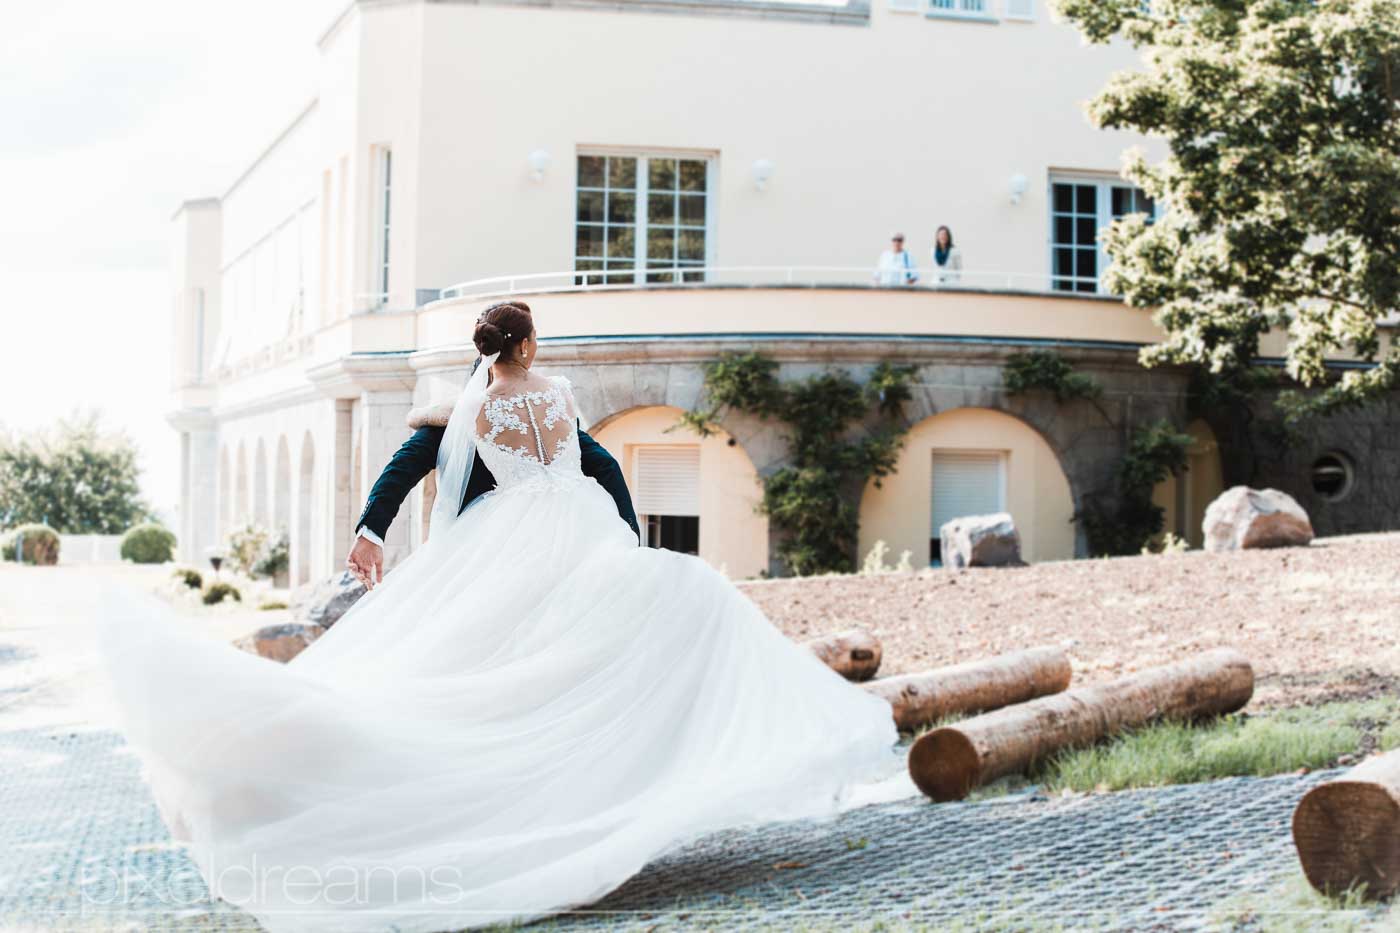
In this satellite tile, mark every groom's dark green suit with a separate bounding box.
[355,422,640,544]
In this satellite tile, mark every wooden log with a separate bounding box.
[864,646,1072,732]
[802,629,881,681]
[908,647,1254,802]
[1292,749,1400,900]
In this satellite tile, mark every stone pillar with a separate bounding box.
[169,410,219,565]
[358,388,414,570]
[331,399,355,566]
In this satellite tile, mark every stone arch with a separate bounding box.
[253,439,269,526]
[859,406,1076,565]
[219,445,231,540]
[592,405,770,580]
[235,441,250,525]
[295,431,315,587]
[274,436,292,536]
[1152,418,1224,549]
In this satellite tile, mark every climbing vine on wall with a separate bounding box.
[677,353,916,576]
[1004,350,1192,556]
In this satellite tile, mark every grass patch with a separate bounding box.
[1212,871,1384,932]
[1031,697,1400,794]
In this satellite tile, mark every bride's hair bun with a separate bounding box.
[472,301,533,358]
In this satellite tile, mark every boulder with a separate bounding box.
[1203,487,1314,552]
[939,513,1023,569]
[234,622,327,663]
[298,570,368,629]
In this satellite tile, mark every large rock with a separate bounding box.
[234,622,327,663]
[297,570,368,628]
[940,513,1024,569]
[1203,486,1314,552]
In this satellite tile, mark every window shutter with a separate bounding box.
[633,446,700,517]
[931,452,1005,534]
[1005,0,1034,19]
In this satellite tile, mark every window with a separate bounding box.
[1310,452,1354,502]
[929,451,1006,565]
[1050,176,1157,293]
[576,153,711,286]
[928,0,993,17]
[632,445,701,555]
[375,147,392,305]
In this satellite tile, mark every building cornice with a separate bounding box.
[432,0,870,25]
[307,352,418,398]
[221,98,320,201]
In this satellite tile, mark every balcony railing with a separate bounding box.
[437,266,1105,302]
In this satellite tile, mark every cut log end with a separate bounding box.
[1293,780,1400,900]
[908,728,981,803]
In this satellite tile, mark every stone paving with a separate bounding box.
[0,565,1389,931]
[0,722,1370,932]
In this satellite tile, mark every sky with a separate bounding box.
[0,0,345,521]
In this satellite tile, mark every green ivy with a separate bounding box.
[1078,419,1192,556]
[1003,350,1104,403]
[678,354,916,576]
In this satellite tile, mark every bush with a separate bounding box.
[202,582,242,606]
[253,532,290,580]
[1,524,60,565]
[172,567,203,589]
[121,523,176,564]
[227,524,270,576]
[258,600,289,611]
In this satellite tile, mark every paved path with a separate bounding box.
[0,565,1382,931]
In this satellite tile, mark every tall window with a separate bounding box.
[376,148,392,305]
[576,153,710,286]
[930,0,988,13]
[1050,176,1157,293]
[632,445,701,556]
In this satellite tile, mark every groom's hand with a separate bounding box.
[346,537,384,590]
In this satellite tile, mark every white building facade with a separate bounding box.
[170,0,1211,583]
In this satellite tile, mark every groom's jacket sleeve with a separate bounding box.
[578,429,640,543]
[355,426,445,542]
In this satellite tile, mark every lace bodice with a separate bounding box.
[472,376,583,489]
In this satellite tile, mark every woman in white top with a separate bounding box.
[931,225,963,285]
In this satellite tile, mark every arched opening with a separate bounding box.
[235,442,250,526]
[593,405,769,579]
[219,445,231,541]
[253,439,269,526]
[296,431,315,587]
[274,436,292,535]
[1151,419,1224,549]
[859,407,1076,565]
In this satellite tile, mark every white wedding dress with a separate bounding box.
[100,374,902,933]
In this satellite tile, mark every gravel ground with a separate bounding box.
[740,532,1400,710]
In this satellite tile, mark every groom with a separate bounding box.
[345,365,640,588]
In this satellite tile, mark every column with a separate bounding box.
[358,388,414,570]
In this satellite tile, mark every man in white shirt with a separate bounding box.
[873,233,918,287]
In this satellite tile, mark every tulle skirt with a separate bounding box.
[100,473,902,932]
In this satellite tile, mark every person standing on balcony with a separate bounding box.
[873,233,918,286]
[931,225,963,285]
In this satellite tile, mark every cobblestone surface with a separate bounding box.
[0,724,1366,932]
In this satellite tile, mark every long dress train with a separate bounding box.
[100,375,902,932]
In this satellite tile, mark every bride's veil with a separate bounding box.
[427,350,498,542]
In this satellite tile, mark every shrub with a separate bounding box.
[258,600,289,611]
[172,567,203,589]
[253,532,290,580]
[1,524,60,565]
[226,524,270,576]
[120,523,176,564]
[202,582,242,606]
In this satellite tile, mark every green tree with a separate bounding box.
[0,413,150,533]
[1051,0,1400,418]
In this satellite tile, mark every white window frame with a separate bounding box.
[373,146,392,308]
[575,148,717,286]
[1048,172,1161,294]
[926,0,998,22]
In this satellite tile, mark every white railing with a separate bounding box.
[438,266,1102,302]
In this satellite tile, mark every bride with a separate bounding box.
[100,301,903,932]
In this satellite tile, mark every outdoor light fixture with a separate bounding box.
[527,149,551,182]
[751,158,774,191]
[1008,173,1028,205]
